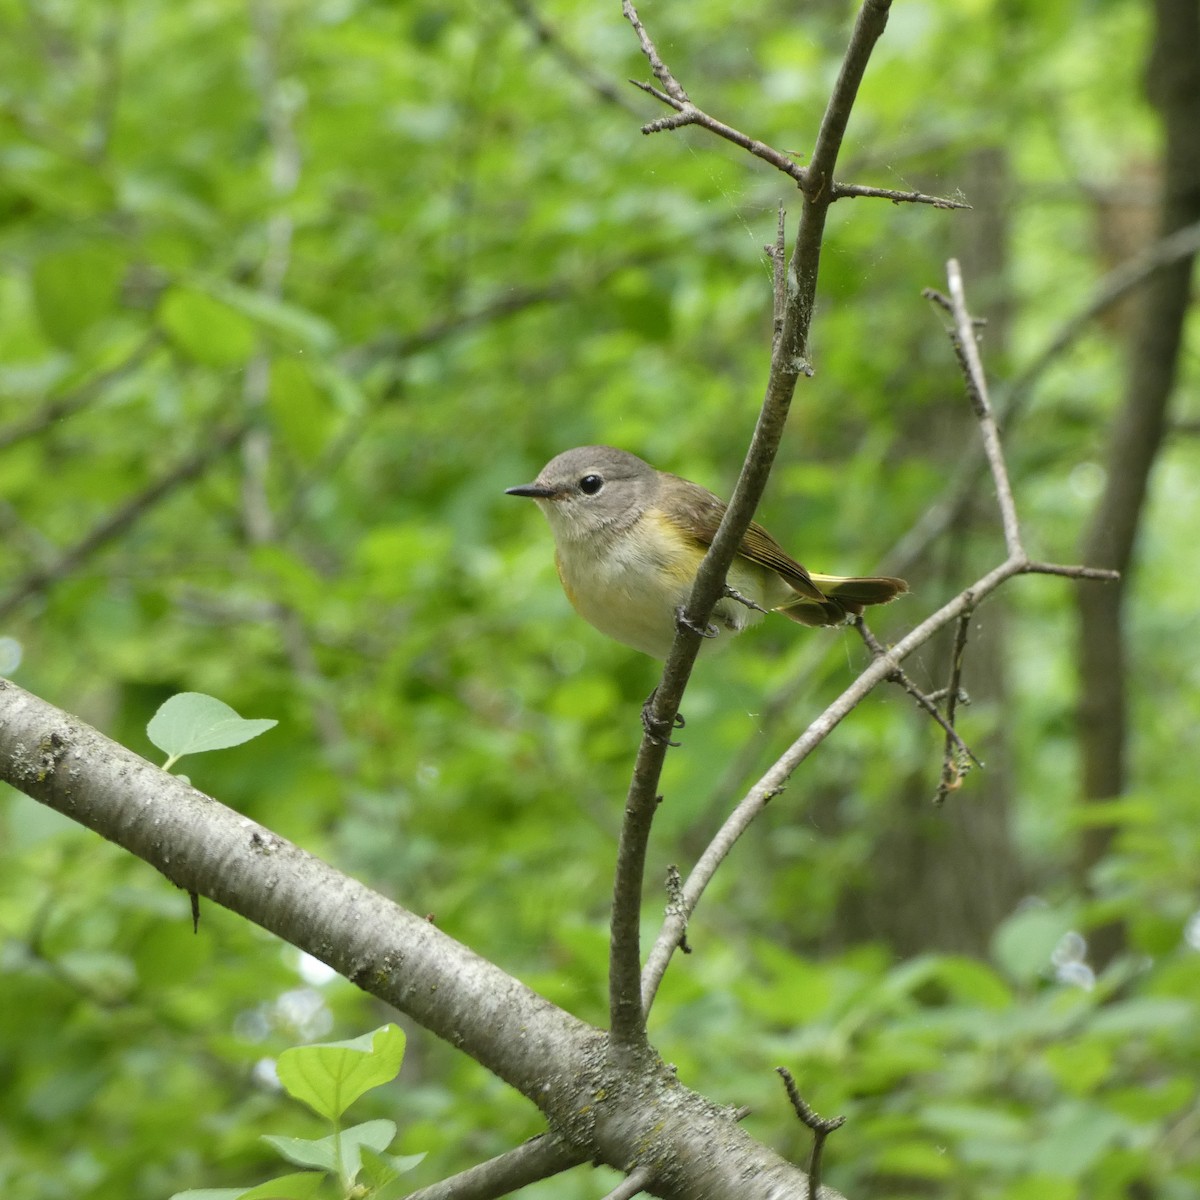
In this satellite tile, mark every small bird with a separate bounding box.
[506,446,907,658]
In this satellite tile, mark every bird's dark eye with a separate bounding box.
[579,474,604,495]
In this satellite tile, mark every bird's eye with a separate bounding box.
[579,474,604,495]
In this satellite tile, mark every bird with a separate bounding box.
[506,445,906,658]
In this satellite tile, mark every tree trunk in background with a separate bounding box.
[1076,0,1200,966]
[835,146,1026,958]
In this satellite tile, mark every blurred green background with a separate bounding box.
[1,0,1197,1197]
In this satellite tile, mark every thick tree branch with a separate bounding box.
[0,679,841,1200]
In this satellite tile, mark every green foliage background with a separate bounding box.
[1,0,1197,1197]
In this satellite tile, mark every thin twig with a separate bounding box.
[401,1134,583,1200]
[624,2,964,211]
[1021,560,1119,582]
[933,605,974,805]
[936,261,1024,556]
[776,1067,845,1200]
[888,220,1200,579]
[831,180,969,209]
[600,1165,656,1200]
[853,616,982,772]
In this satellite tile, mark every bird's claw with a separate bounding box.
[675,605,719,639]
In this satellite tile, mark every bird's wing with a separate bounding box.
[661,474,828,602]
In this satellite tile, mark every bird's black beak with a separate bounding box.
[505,483,558,499]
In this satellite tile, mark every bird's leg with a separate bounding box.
[641,686,685,747]
[674,604,719,640]
[723,585,770,614]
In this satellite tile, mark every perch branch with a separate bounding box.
[610,0,898,1059]
[642,261,1119,1010]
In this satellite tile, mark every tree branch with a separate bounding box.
[404,1135,583,1200]
[610,0,900,1059]
[0,679,841,1199]
[641,260,1119,1010]
[622,0,965,211]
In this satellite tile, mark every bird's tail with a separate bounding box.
[774,574,908,627]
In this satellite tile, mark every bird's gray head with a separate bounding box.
[505,446,659,543]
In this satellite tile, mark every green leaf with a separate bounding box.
[263,1121,397,1180]
[158,286,258,365]
[260,1135,335,1174]
[170,1173,325,1200]
[238,1175,327,1200]
[276,1024,405,1121]
[359,1146,428,1199]
[991,905,1075,985]
[147,692,278,769]
[212,282,338,353]
[31,243,124,348]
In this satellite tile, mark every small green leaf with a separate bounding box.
[32,243,124,348]
[359,1145,427,1189]
[213,281,338,353]
[276,1024,405,1121]
[238,1175,327,1200]
[148,692,277,769]
[261,1135,335,1174]
[263,1121,396,1181]
[159,286,258,365]
[169,1173,325,1200]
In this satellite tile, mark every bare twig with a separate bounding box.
[776,1067,845,1200]
[888,218,1200,579]
[600,1165,656,1200]
[641,261,1120,1011]
[623,1,965,211]
[853,616,982,772]
[403,1134,583,1200]
[929,261,1023,556]
[933,605,974,805]
[610,0,898,1059]
[831,180,968,208]
[0,423,249,624]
